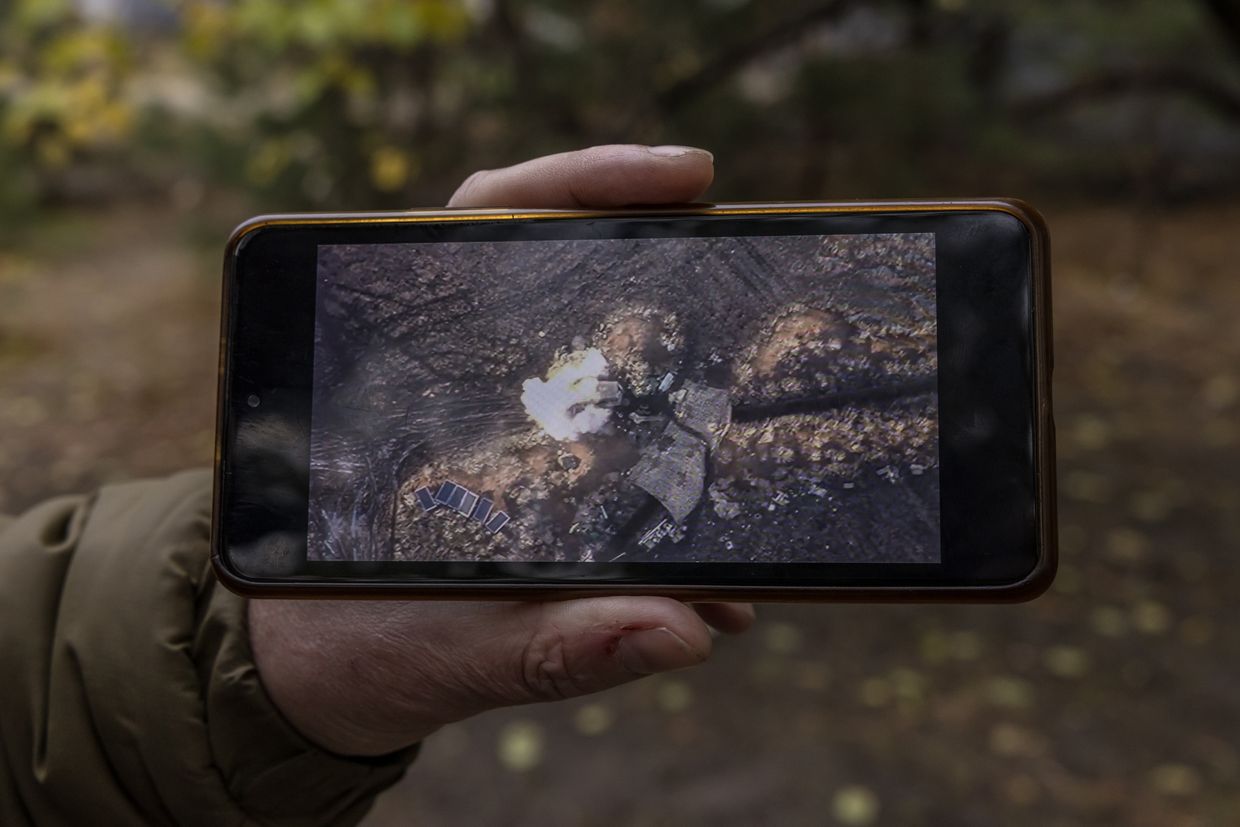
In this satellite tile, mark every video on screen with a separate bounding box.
[307,232,940,564]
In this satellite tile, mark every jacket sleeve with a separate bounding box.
[0,469,416,826]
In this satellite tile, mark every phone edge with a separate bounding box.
[211,199,1056,603]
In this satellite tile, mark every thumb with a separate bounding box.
[249,596,718,756]
[483,596,715,705]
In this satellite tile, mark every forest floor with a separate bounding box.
[1,198,1237,826]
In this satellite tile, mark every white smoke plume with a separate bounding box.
[521,348,613,441]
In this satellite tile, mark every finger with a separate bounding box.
[447,144,714,209]
[692,602,756,635]
[480,596,714,707]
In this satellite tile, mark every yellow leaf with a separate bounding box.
[370,145,413,192]
[496,720,544,773]
[572,703,614,736]
[832,785,880,826]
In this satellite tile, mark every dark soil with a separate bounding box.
[309,233,939,565]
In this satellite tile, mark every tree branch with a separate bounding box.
[1011,64,1240,124]
[655,0,859,113]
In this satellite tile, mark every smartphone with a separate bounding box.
[212,201,1055,601]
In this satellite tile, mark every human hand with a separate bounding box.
[249,145,754,757]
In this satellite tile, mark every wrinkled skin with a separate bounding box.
[249,145,756,757]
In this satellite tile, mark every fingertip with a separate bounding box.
[693,602,757,635]
[508,597,714,699]
[617,626,709,675]
[578,143,713,206]
[538,595,715,662]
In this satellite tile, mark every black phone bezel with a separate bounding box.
[213,203,1054,600]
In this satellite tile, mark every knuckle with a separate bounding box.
[519,629,589,702]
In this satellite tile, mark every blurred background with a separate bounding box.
[1,1,1238,825]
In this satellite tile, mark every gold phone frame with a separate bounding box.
[212,200,1055,602]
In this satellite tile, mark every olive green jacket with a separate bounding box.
[0,470,413,825]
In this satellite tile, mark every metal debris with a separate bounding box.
[671,381,731,449]
[639,517,686,549]
[628,421,707,523]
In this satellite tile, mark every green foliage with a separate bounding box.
[0,0,135,212]
[177,0,479,205]
[0,0,1238,220]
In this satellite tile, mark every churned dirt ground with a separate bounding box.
[1,200,1237,826]
[310,233,938,565]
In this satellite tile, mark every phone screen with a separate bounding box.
[306,231,941,565]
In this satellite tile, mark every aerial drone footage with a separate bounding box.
[307,231,941,564]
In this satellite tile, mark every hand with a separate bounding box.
[249,144,754,757]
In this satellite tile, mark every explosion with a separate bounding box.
[521,348,613,441]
